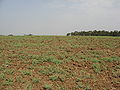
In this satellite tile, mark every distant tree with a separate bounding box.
[8,34,13,36]
[68,30,120,36]
[66,33,71,36]
[28,34,32,36]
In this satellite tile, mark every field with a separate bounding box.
[0,36,120,90]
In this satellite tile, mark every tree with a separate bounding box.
[66,33,71,36]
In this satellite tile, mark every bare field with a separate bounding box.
[0,36,120,90]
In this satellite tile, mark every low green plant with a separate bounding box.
[92,64,101,73]
[3,78,14,86]
[42,56,62,64]
[32,77,40,83]
[59,75,65,82]
[90,59,101,63]
[32,59,40,66]
[25,83,32,90]
[39,66,64,75]
[76,77,82,82]
[102,56,120,62]
[0,73,5,80]
[4,69,14,75]
[49,75,58,81]
[43,84,52,90]
[16,76,26,83]
[20,70,32,76]
[0,66,5,71]
[76,82,84,88]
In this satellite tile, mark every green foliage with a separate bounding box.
[42,56,62,64]
[49,75,59,81]
[32,77,40,83]
[102,56,120,62]
[25,83,32,90]
[4,69,14,75]
[68,30,120,36]
[16,76,26,83]
[20,70,32,76]
[3,78,14,86]
[92,64,101,73]
[43,84,52,90]
[39,66,64,75]
[0,73,5,80]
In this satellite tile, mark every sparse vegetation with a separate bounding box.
[0,36,120,90]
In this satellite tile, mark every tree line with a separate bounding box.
[67,30,120,36]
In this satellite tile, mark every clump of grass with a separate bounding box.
[76,77,82,82]
[4,69,14,75]
[42,56,62,64]
[92,64,101,73]
[3,78,14,86]
[49,75,59,81]
[102,56,120,62]
[76,82,84,89]
[30,55,42,60]
[32,59,41,66]
[32,77,40,84]
[20,70,32,76]
[0,73,5,80]
[59,75,65,82]
[16,76,26,83]
[0,66,5,71]
[43,84,52,90]
[90,59,101,63]
[25,83,32,90]
[39,66,64,75]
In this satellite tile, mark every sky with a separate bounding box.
[0,0,120,35]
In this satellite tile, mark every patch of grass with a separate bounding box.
[16,76,26,83]
[75,77,82,82]
[0,66,5,71]
[3,78,14,86]
[32,59,41,66]
[76,82,84,89]
[43,84,52,90]
[25,83,32,90]
[20,70,32,76]
[39,66,64,75]
[102,56,120,62]
[84,84,91,90]
[32,77,40,84]
[59,75,65,82]
[92,63,101,73]
[58,87,67,90]
[29,55,42,60]
[0,73,5,80]
[4,59,12,66]
[49,75,59,81]
[42,56,62,64]
[4,69,14,75]
[27,66,34,70]
[89,59,101,63]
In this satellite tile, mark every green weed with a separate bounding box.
[3,78,14,86]
[32,77,40,83]
[102,56,120,62]
[43,84,52,90]
[92,64,101,73]
[49,75,59,81]
[0,73,5,80]
[4,69,14,75]
[20,70,32,76]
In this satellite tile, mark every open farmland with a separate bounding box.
[0,36,120,90]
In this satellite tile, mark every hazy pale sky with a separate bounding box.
[0,0,120,35]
